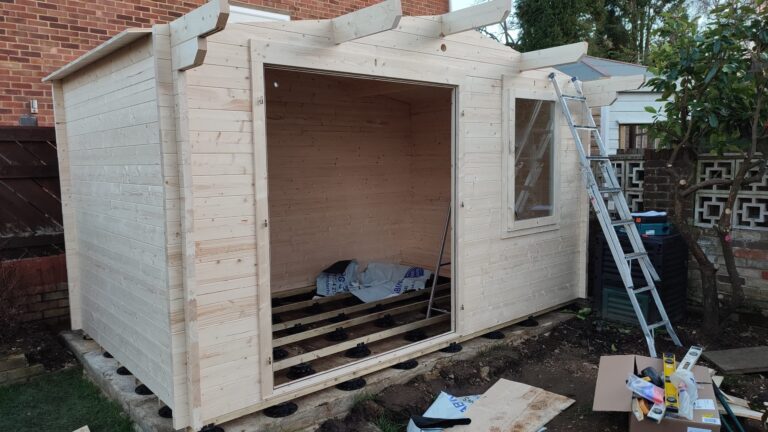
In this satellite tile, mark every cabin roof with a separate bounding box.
[43,28,152,82]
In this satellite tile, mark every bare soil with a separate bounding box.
[0,321,75,371]
[317,309,768,432]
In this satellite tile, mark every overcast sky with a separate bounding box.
[450,0,478,9]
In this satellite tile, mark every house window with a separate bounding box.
[514,98,556,222]
[619,124,657,150]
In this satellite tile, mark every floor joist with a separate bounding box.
[274,314,450,371]
[273,284,450,332]
[273,294,451,347]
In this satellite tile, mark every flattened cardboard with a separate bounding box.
[594,355,720,432]
[453,378,574,432]
[593,355,636,412]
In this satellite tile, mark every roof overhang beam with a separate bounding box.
[170,0,229,71]
[518,42,588,71]
[332,0,403,44]
[438,0,510,37]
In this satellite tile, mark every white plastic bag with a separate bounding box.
[670,369,697,420]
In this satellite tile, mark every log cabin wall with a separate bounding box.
[401,96,453,272]
[53,36,175,406]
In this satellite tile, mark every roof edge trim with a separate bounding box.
[43,28,153,82]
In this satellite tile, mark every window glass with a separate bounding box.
[514,98,555,221]
[619,124,659,150]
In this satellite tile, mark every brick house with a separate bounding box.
[0,0,449,127]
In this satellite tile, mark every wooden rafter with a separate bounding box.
[518,42,588,71]
[170,0,229,71]
[332,0,402,44]
[438,0,510,37]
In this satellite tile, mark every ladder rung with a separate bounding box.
[599,187,622,194]
[624,252,648,260]
[611,218,635,226]
[647,321,668,331]
[587,156,611,161]
[633,286,653,294]
[438,262,451,267]
[574,125,597,130]
[562,95,587,101]
[430,308,450,314]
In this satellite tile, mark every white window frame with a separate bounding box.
[501,83,561,237]
[228,4,290,23]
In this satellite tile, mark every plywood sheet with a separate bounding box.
[453,378,574,432]
[703,346,768,374]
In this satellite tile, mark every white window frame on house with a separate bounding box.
[228,4,290,23]
[618,123,658,151]
[501,83,561,237]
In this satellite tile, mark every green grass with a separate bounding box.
[351,391,377,406]
[0,367,133,432]
[374,415,404,432]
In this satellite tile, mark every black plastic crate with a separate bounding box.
[592,230,688,325]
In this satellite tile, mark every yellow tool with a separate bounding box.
[662,352,679,413]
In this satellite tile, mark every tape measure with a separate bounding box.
[662,352,679,413]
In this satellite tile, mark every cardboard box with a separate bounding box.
[593,355,721,432]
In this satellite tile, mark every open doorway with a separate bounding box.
[264,67,454,386]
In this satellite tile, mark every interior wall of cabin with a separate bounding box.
[265,68,452,293]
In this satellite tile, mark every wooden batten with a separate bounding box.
[51,81,81,329]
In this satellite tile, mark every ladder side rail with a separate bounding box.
[586,183,639,290]
[573,79,611,157]
[426,205,451,319]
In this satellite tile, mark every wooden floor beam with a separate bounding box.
[272,284,450,332]
[273,314,449,371]
[273,295,451,347]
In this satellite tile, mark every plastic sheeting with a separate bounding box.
[406,392,478,432]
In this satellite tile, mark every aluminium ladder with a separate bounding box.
[548,73,682,357]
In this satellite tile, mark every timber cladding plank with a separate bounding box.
[703,346,768,374]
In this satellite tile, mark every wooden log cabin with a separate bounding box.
[43,0,643,429]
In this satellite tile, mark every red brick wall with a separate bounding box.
[0,0,449,127]
[4,253,69,325]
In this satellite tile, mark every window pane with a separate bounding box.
[514,98,555,221]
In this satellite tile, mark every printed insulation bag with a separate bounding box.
[316,260,358,297]
[406,392,479,432]
[350,262,432,303]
